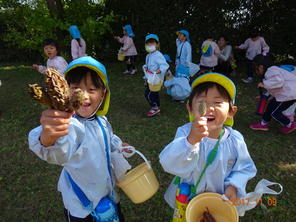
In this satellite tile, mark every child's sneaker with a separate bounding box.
[279,122,296,134]
[242,77,254,83]
[130,69,137,75]
[123,70,130,74]
[249,122,269,131]
[147,107,160,117]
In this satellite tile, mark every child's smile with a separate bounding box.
[188,86,236,137]
[70,72,105,118]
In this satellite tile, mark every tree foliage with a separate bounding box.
[0,0,295,63]
[0,0,121,62]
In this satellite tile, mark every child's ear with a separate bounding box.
[186,103,192,114]
[228,105,237,118]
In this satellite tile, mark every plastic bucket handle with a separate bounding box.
[134,150,151,169]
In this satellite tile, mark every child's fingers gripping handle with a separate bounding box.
[120,145,136,158]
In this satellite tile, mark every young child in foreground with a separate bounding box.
[28,56,132,221]
[32,39,68,75]
[159,73,257,210]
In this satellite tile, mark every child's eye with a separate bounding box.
[70,86,79,90]
[214,101,225,106]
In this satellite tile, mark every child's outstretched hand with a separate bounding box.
[32,64,39,71]
[40,109,73,147]
[187,116,209,145]
[224,185,237,202]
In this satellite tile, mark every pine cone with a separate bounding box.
[28,68,85,112]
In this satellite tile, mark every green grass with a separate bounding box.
[0,63,295,222]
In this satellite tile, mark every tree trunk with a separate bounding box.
[46,0,64,20]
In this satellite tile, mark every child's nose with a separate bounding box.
[207,103,215,111]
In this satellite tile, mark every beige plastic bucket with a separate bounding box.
[148,79,163,92]
[186,193,238,222]
[116,150,159,204]
[117,53,125,61]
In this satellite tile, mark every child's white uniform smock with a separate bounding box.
[164,77,191,101]
[176,39,192,66]
[38,56,68,75]
[159,123,257,208]
[144,50,169,80]
[28,115,123,218]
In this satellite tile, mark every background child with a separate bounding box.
[249,55,296,133]
[69,25,87,60]
[28,56,132,221]
[32,39,68,75]
[235,31,270,83]
[175,30,192,78]
[143,34,169,117]
[199,34,221,73]
[216,35,235,76]
[114,24,138,75]
[160,73,257,212]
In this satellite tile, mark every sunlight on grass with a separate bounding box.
[0,65,31,70]
[278,163,296,171]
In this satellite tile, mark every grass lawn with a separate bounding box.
[0,62,295,222]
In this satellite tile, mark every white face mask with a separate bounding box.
[145,45,156,53]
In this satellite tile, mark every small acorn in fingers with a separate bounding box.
[198,100,207,117]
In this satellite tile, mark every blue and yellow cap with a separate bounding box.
[64,56,110,116]
[176,29,190,42]
[145,34,159,43]
[190,72,236,126]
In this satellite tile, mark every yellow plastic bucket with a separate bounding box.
[148,79,163,92]
[186,193,238,222]
[117,150,159,204]
[117,53,125,61]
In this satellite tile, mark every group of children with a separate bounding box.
[27,24,294,222]
[29,55,259,221]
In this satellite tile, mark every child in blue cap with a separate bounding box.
[114,24,138,75]
[175,30,192,78]
[69,25,87,60]
[143,34,169,117]
[160,73,257,215]
[28,56,133,221]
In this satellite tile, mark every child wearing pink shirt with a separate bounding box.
[32,39,68,75]
[114,24,138,75]
[236,31,270,83]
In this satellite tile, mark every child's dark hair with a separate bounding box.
[43,39,58,49]
[145,38,158,44]
[219,35,229,42]
[66,67,105,89]
[188,82,233,108]
[253,54,274,72]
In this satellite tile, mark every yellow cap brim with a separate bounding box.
[190,72,236,127]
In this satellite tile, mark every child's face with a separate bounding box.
[123,29,127,35]
[187,86,237,132]
[145,42,158,53]
[218,37,227,48]
[44,45,57,59]
[178,33,186,42]
[255,65,264,75]
[69,72,105,118]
